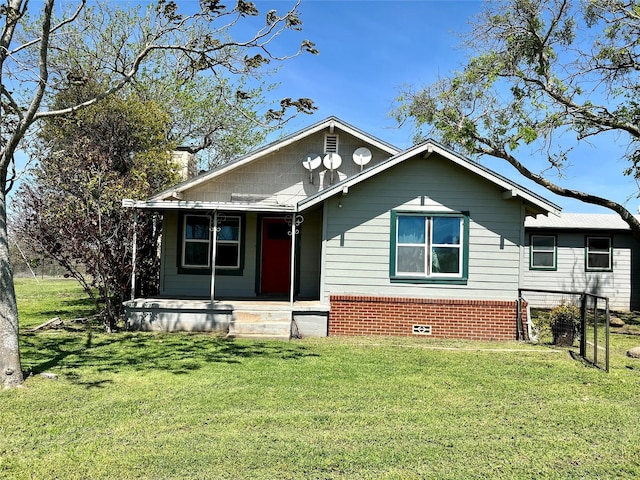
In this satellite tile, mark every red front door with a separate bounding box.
[260,218,291,295]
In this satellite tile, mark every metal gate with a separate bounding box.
[580,293,610,372]
[518,289,610,372]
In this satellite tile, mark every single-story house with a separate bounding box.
[123,116,571,340]
[523,213,640,311]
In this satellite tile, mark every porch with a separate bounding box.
[123,298,330,339]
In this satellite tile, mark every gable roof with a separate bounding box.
[124,118,560,217]
[150,116,400,202]
[298,139,561,216]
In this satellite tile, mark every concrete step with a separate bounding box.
[227,332,291,341]
[227,309,291,340]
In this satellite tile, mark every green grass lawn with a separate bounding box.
[13,277,97,329]
[3,279,640,479]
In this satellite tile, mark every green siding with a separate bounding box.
[522,231,634,310]
[298,206,323,298]
[321,154,525,302]
[161,212,259,298]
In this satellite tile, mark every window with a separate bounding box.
[390,212,468,283]
[530,235,556,270]
[586,236,612,271]
[181,214,242,272]
[215,216,241,269]
[183,215,211,268]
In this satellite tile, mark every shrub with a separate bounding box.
[549,302,581,346]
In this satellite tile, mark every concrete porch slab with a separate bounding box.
[123,298,329,337]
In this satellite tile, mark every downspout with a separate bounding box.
[519,203,535,341]
[526,296,533,341]
[518,203,526,340]
[130,210,138,300]
[210,211,218,304]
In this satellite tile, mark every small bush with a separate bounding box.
[550,302,581,346]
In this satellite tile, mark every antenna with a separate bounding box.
[302,153,321,183]
[352,147,372,171]
[323,152,342,184]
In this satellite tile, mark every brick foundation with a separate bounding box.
[329,295,527,341]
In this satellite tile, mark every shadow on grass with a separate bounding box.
[64,372,115,389]
[20,331,318,386]
[35,296,98,324]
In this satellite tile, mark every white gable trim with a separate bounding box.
[298,140,561,216]
[151,117,400,201]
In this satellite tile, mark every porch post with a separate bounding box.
[130,210,138,300]
[210,211,218,304]
[289,214,297,306]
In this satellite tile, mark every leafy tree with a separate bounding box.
[12,86,178,332]
[1,0,317,388]
[395,0,640,236]
[133,67,276,170]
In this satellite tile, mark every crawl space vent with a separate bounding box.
[412,324,432,335]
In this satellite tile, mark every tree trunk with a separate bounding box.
[0,185,23,388]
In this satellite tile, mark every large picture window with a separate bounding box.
[586,236,612,271]
[530,235,556,270]
[391,212,468,283]
[181,214,243,272]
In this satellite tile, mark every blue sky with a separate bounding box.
[10,0,637,215]
[252,0,639,215]
[264,0,476,148]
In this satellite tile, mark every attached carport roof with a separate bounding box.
[121,199,296,213]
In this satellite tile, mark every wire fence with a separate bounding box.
[580,293,610,372]
[519,288,609,372]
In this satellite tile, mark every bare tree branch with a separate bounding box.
[8,0,86,56]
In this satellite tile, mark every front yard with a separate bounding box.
[2,279,640,479]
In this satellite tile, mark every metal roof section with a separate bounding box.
[122,199,296,213]
[525,212,635,230]
[298,139,561,216]
[149,116,401,202]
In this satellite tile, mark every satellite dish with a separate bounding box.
[352,147,372,168]
[323,152,342,170]
[302,153,321,171]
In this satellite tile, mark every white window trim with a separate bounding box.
[182,214,211,269]
[586,236,612,271]
[530,234,556,270]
